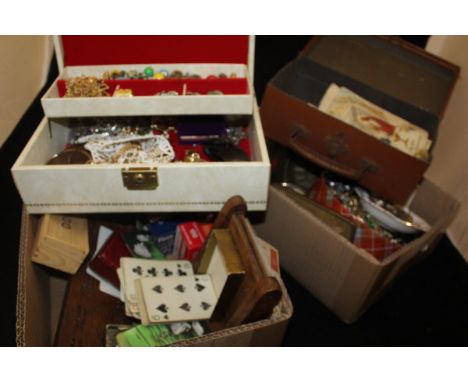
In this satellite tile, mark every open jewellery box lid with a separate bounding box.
[54,35,255,79]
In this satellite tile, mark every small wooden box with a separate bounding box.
[31,214,89,274]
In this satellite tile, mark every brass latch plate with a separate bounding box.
[122,168,158,190]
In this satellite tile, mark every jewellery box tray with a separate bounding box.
[41,36,255,118]
[11,105,270,214]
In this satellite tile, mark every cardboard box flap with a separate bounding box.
[301,36,459,118]
[56,36,254,77]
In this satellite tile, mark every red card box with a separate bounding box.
[88,226,131,288]
[172,222,207,261]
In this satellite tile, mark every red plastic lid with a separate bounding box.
[60,36,250,67]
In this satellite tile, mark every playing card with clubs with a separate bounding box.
[117,267,141,319]
[121,229,165,260]
[121,258,194,307]
[135,275,217,324]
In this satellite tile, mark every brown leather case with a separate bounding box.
[261,36,459,204]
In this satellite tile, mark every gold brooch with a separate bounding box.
[65,76,110,97]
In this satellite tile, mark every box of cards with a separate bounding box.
[16,198,293,346]
[42,36,255,117]
[11,36,270,214]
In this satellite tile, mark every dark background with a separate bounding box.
[2,36,468,346]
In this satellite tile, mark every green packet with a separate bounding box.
[116,324,198,347]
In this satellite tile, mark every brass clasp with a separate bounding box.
[121,168,158,190]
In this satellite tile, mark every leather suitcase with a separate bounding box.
[260,36,459,204]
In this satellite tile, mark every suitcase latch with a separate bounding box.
[122,168,158,190]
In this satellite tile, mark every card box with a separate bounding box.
[42,36,255,117]
[16,209,292,346]
[255,179,459,323]
[261,36,459,204]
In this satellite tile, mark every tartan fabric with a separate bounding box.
[310,177,401,260]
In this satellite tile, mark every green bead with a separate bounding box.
[144,67,154,77]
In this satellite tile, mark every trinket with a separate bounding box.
[113,87,133,97]
[65,76,110,97]
[47,146,92,165]
[153,72,166,80]
[144,67,154,77]
[183,150,206,162]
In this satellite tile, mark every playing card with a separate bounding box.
[86,226,122,299]
[116,268,125,302]
[88,225,132,288]
[136,275,217,324]
[121,258,194,306]
[134,278,151,324]
[98,279,121,299]
[117,267,141,318]
[122,228,165,260]
[147,220,180,257]
[254,236,281,281]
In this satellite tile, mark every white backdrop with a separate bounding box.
[426,36,468,262]
[0,36,53,147]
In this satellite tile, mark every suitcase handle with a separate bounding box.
[289,126,378,180]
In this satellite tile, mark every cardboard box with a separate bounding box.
[11,36,270,214]
[16,209,292,346]
[255,179,459,323]
[42,36,255,117]
[261,36,459,204]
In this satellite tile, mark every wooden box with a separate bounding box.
[261,36,459,204]
[11,36,270,214]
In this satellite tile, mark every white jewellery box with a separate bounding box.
[12,36,270,214]
[42,36,255,117]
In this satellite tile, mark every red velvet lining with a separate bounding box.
[61,36,249,66]
[57,78,249,97]
[168,129,251,162]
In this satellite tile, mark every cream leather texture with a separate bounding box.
[12,105,270,214]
